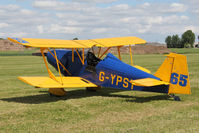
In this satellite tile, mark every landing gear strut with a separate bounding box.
[169,94,181,101]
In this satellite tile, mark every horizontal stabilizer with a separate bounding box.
[130,78,169,87]
[18,76,97,88]
[134,65,151,73]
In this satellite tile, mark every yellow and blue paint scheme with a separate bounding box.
[46,50,190,94]
[78,53,169,93]
[8,37,190,95]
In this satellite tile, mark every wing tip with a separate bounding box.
[7,37,29,45]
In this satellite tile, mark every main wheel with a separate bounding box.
[48,88,66,97]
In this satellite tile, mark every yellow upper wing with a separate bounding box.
[7,36,146,48]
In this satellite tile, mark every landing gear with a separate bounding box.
[48,88,66,97]
[86,86,101,92]
[169,94,181,101]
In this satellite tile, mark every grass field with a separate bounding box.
[170,48,199,54]
[0,50,199,133]
[0,50,37,56]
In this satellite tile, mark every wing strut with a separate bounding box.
[99,47,111,58]
[129,45,133,66]
[97,47,101,57]
[74,48,84,65]
[72,48,74,62]
[92,47,95,55]
[53,49,63,85]
[40,48,60,84]
[47,48,71,75]
[82,48,84,64]
[117,46,122,60]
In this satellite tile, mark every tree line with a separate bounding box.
[165,30,198,48]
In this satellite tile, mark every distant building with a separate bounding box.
[194,43,199,48]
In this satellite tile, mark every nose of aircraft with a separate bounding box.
[46,49,83,76]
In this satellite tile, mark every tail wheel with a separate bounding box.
[169,94,181,101]
[48,88,66,97]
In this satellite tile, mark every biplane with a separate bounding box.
[8,37,190,101]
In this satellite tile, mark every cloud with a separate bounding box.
[5,31,29,38]
[1,4,20,11]
[20,9,35,15]
[0,0,198,42]
[180,0,199,14]
[37,25,44,34]
[33,0,66,9]
[181,0,199,4]
[72,0,118,3]
[184,25,199,34]
[49,24,83,34]
[0,23,9,28]
[140,2,187,14]
[91,28,108,34]
[0,4,54,38]
[141,2,150,8]
[33,0,96,12]
[110,4,129,10]
[170,3,186,13]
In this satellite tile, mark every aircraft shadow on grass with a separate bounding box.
[0,88,171,104]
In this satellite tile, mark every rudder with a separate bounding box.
[154,53,190,94]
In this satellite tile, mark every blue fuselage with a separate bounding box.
[47,49,169,93]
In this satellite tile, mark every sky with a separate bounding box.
[0,0,198,43]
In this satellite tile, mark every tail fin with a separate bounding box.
[154,53,191,94]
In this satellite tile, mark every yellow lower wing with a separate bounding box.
[130,78,169,87]
[18,76,97,88]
